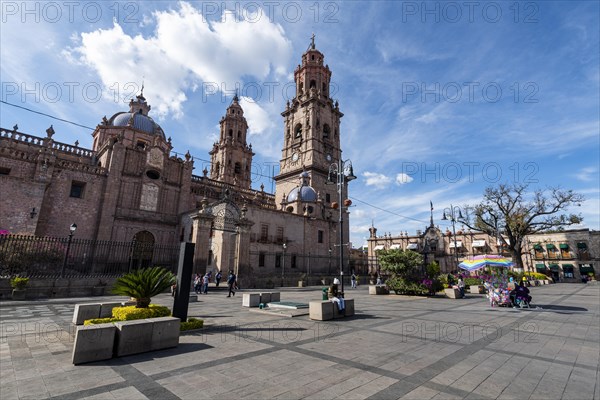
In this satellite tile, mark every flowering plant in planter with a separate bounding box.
[10,277,29,290]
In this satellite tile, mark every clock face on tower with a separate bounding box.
[291,152,299,162]
[326,153,332,162]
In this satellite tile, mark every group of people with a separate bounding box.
[171,270,237,297]
[484,277,533,308]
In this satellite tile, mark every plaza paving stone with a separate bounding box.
[0,282,598,399]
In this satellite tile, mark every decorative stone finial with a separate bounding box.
[185,150,191,161]
[46,125,55,138]
[12,124,18,131]
[202,167,208,177]
[74,140,79,147]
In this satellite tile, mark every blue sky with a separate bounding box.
[1,1,599,247]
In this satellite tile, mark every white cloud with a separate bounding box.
[572,167,598,182]
[66,1,292,119]
[363,172,392,189]
[395,173,414,185]
[239,97,275,136]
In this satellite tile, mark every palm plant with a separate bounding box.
[111,266,176,308]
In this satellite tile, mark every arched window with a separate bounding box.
[322,82,327,95]
[310,80,316,89]
[131,231,155,270]
[237,130,241,139]
[228,129,233,137]
[294,124,302,138]
[234,162,241,174]
[299,82,304,93]
[214,162,220,176]
[323,124,331,139]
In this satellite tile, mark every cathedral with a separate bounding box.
[0,39,352,287]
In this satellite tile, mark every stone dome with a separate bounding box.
[286,171,317,202]
[107,92,166,139]
[108,111,165,139]
[287,185,317,202]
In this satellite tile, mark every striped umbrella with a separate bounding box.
[458,255,514,271]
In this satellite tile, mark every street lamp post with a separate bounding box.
[281,243,287,287]
[442,205,463,270]
[61,223,77,278]
[327,158,356,295]
[328,248,332,275]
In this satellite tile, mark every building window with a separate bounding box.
[318,230,324,243]
[275,254,281,268]
[0,167,11,175]
[70,181,85,198]
[291,255,297,268]
[260,224,269,242]
[136,141,146,150]
[259,252,265,267]
[234,162,241,174]
[323,124,330,139]
[563,264,574,278]
[294,124,302,138]
[237,131,241,139]
[276,227,284,243]
[228,129,233,136]
[326,193,331,203]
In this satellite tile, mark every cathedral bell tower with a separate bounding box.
[209,94,254,189]
[274,35,344,214]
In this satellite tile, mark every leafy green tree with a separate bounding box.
[425,261,440,279]
[111,266,176,308]
[378,249,423,280]
[462,183,584,270]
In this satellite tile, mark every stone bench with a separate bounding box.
[242,292,281,307]
[444,288,462,299]
[73,301,135,325]
[469,285,485,294]
[309,299,355,321]
[369,285,389,295]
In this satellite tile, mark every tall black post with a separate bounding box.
[172,242,195,322]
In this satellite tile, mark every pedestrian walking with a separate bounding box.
[351,272,357,289]
[227,270,237,297]
[202,273,209,294]
[457,276,465,298]
[215,271,222,287]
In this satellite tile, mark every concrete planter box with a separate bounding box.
[260,292,272,303]
[99,302,124,319]
[344,299,355,317]
[444,288,461,299]
[369,285,389,295]
[309,301,334,321]
[73,303,102,325]
[469,285,485,294]
[11,289,27,300]
[242,293,260,307]
[72,323,117,365]
[115,320,153,357]
[309,299,354,320]
[149,317,180,351]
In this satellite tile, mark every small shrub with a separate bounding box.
[84,317,119,325]
[112,304,171,320]
[464,277,482,287]
[10,277,29,289]
[181,318,204,331]
[525,272,550,280]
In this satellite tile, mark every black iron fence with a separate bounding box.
[0,235,180,277]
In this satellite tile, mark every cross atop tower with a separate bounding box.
[310,33,315,49]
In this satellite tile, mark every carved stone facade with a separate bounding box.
[0,40,350,287]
